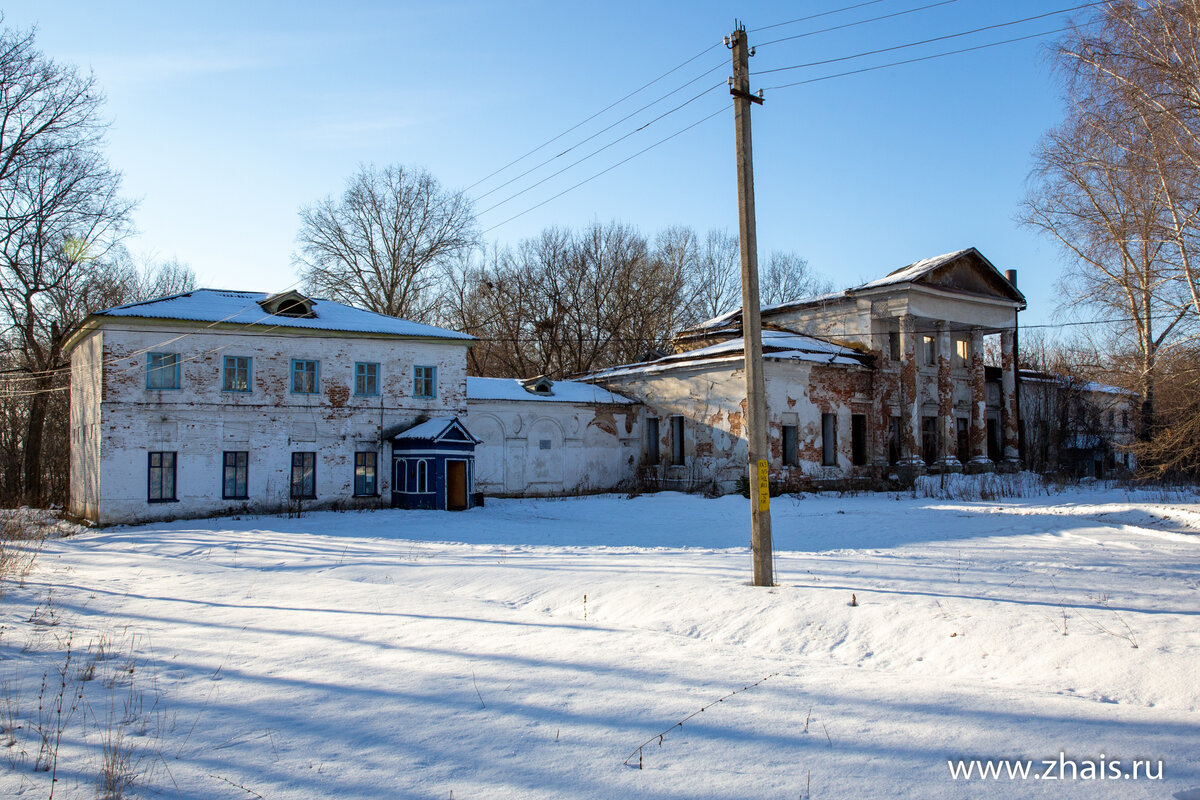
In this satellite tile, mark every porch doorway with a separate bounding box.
[447,460,468,511]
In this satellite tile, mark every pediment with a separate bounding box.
[917,250,1024,303]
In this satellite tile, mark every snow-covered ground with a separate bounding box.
[2,489,1199,799]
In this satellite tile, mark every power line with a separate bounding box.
[473,62,726,205]
[750,0,890,33]
[756,0,962,48]
[477,81,726,217]
[755,2,1103,77]
[464,42,723,193]
[480,102,730,235]
[762,26,1074,91]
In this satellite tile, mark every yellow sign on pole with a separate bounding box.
[757,459,770,511]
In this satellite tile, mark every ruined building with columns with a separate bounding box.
[586,248,1078,489]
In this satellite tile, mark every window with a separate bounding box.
[1121,410,1128,430]
[922,336,937,367]
[539,439,552,450]
[222,451,248,499]
[956,418,969,461]
[292,360,319,394]
[1107,410,1115,428]
[888,331,900,362]
[670,416,685,466]
[922,416,938,465]
[851,414,867,466]
[414,365,436,398]
[954,338,969,368]
[415,459,429,493]
[888,416,902,465]
[782,425,798,466]
[146,353,180,390]
[355,362,379,396]
[291,452,316,498]
[646,417,660,464]
[354,451,377,496]
[148,451,177,502]
[223,356,251,392]
[821,413,837,466]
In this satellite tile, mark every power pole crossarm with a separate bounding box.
[729,23,774,588]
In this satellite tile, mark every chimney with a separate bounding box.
[1005,268,1018,288]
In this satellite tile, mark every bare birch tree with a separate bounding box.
[295,164,478,323]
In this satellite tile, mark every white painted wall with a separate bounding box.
[70,321,470,524]
[467,399,640,496]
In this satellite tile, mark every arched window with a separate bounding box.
[416,460,429,493]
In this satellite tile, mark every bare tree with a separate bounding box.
[759,250,834,306]
[446,221,694,378]
[0,25,134,506]
[689,229,741,321]
[295,164,478,323]
[1026,2,1200,466]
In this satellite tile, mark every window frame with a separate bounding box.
[222,451,249,500]
[146,353,181,391]
[670,416,685,466]
[415,459,429,493]
[290,451,317,499]
[291,359,320,395]
[646,417,660,464]
[922,335,937,367]
[222,355,252,393]
[851,414,868,466]
[355,362,380,397]
[354,451,378,496]
[821,413,837,467]
[147,451,177,503]
[413,365,437,399]
[782,424,798,467]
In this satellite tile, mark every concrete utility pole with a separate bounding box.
[728,23,773,587]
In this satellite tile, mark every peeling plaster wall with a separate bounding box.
[80,323,469,524]
[595,359,869,489]
[467,400,640,496]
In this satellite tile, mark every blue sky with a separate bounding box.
[4,0,1083,326]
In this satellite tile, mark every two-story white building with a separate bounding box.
[67,289,478,524]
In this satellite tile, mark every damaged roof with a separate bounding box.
[467,377,635,404]
[586,329,869,380]
[86,289,474,342]
[681,246,1024,337]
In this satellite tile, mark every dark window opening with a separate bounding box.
[851,415,867,466]
[670,416,685,466]
[646,417,660,464]
[888,331,900,361]
[415,459,429,493]
[354,451,377,496]
[888,416,901,465]
[782,425,798,466]
[921,416,938,465]
[987,418,1000,461]
[291,452,316,499]
[222,451,248,499]
[956,418,969,462]
[821,413,837,467]
[148,451,177,502]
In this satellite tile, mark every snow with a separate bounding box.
[467,377,634,404]
[589,330,865,379]
[392,416,465,441]
[2,488,1198,798]
[92,288,474,341]
[850,248,973,291]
